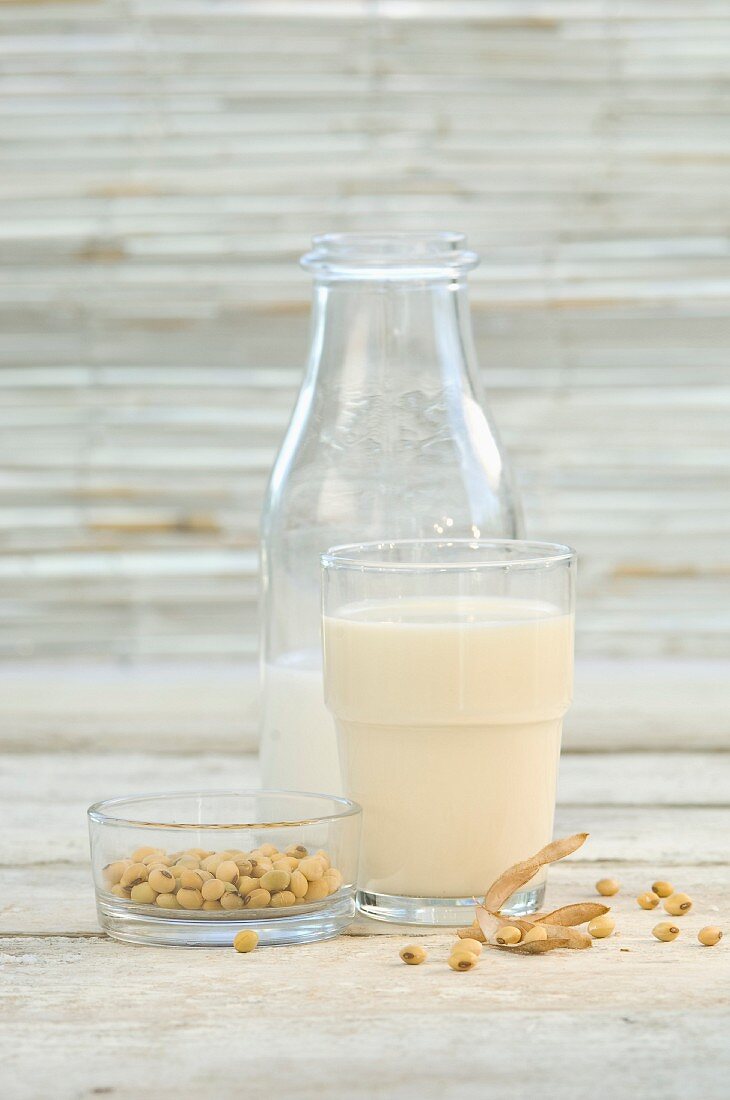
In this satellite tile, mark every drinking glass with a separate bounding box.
[321,539,575,925]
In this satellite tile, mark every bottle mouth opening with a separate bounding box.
[301,232,479,280]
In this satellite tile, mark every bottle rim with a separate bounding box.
[301,232,479,280]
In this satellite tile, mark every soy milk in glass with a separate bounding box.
[322,540,575,925]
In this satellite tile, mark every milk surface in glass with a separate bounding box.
[323,596,573,898]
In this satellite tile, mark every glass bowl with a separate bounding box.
[88,790,361,947]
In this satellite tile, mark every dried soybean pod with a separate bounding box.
[457,922,487,944]
[483,833,589,912]
[475,907,501,942]
[535,903,609,927]
[544,925,592,950]
[511,918,592,950]
[495,938,569,955]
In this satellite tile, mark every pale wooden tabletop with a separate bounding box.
[2,739,729,1099]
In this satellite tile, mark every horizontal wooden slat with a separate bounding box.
[1,936,728,1099]
[0,748,729,875]
[0,662,258,747]
[2,859,727,938]
[0,658,729,749]
[0,1,728,665]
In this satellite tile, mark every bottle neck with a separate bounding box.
[304,277,483,400]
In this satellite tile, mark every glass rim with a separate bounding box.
[300,231,479,279]
[87,789,362,830]
[321,538,576,572]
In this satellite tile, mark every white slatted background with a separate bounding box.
[1,0,728,662]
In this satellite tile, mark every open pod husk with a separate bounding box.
[474,907,592,951]
[534,902,609,927]
[511,918,593,950]
[471,832,595,954]
[490,937,572,956]
[457,922,487,943]
[483,832,589,912]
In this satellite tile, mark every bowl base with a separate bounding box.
[96,893,355,947]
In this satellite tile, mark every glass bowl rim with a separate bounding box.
[321,538,576,572]
[87,788,362,830]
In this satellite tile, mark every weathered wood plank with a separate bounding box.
[2,748,729,811]
[1,658,728,751]
[0,0,729,667]
[4,802,726,869]
[0,750,728,868]
[0,929,728,1100]
[2,859,727,938]
[1,745,728,1097]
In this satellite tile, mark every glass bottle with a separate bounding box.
[259,232,522,794]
